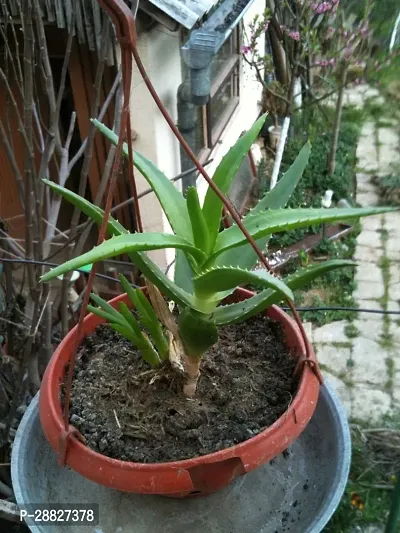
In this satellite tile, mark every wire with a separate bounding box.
[0,257,140,287]
[2,258,399,315]
[281,306,400,315]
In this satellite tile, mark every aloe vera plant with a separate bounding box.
[41,115,393,396]
[88,274,169,367]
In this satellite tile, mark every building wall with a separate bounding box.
[130,25,182,270]
[130,0,265,271]
[197,0,265,203]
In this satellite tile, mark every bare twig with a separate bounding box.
[68,70,121,173]
[22,0,36,296]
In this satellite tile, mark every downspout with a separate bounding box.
[177,0,257,192]
[177,80,198,191]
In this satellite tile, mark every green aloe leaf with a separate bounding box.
[214,260,356,325]
[109,323,160,367]
[89,294,129,329]
[87,304,128,329]
[212,207,394,260]
[178,308,218,358]
[41,233,205,283]
[174,250,195,294]
[194,267,293,302]
[92,119,192,242]
[255,142,311,212]
[186,187,210,255]
[117,302,143,339]
[119,275,169,360]
[202,114,267,250]
[213,142,311,291]
[42,179,198,310]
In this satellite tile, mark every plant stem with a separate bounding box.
[182,357,201,398]
[385,471,400,533]
[328,60,347,176]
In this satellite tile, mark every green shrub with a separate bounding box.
[268,109,361,250]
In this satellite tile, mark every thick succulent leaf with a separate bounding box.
[256,142,311,212]
[120,275,169,359]
[109,323,160,367]
[201,114,267,250]
[194,267,293,302]
[117,302,143,339]
[214,260,356,325]
[42,179,200,310]
[186,187,210,254]
[174,251,194,294]
[87,304,128,329]
[89,294,128,328]
[41,233,205,282]
[212,207,394,259]
[92,119,192,242]
[214,142,311,272]
[178,308,218,358]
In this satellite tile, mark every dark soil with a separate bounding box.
[66,315,297,463]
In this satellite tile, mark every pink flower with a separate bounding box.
[242,45,252,54]
[288,31,300,41]
[320,59,328,66]
[311,1,334,14]
[329,58,336,65]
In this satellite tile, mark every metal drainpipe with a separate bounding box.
[177,80,198,193]
[176,0,256,184]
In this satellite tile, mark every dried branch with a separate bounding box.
[60,18,111,337]
[0,118,25,207]
[68,70,122,173]
[22,0,36,295]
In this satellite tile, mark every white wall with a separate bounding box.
[130,24,182,270]
[130,0,265,271]
[197,0,265,203]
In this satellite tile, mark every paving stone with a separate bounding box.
[357,172,374,185]
[355,300,383,311]
[354,245,383,263]
[315,344,352,375]
[387,300,400,312]
[378,127,400,149]
[357,181,377,193]
[379,144,400,173]
[351,385,392,423]
[353,318,384,343]
[392,375,400,406]
[356,230,382,248]
[390,320,400,346]
[384,211,400,232]
[351,337,388,385]
[359,121,375,139]
[390,264,400,285]
[353,280,384,301]
[361,215,383,232]
[386,238,400,260]
[313,320,349,344]
[324,373,352,417]
[355,263,383,283]
[388,283,400,301]
[356,191,380,206]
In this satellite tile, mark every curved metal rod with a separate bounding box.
[58,0,323,464]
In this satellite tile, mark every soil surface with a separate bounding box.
[66,315,297,463]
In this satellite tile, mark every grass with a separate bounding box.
[326,420,400,532]
[291,228,360,327]
[345,323,360,339]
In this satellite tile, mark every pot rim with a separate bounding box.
[40,289,319,470]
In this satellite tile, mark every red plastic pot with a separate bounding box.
[39,288,320,497]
